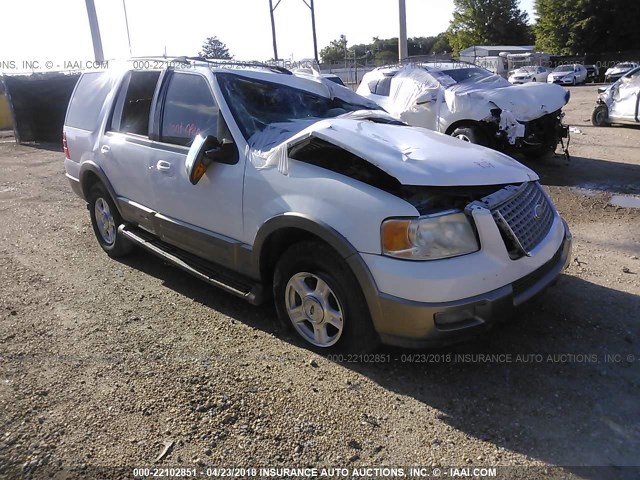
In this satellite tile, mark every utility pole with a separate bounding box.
[85,0,104,61]
[309,0,319,65]
[398,0,408,63]
[269,0,319,64]
[269,0,280,60]
[122,0,132,56]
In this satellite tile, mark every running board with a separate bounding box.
[119,225,264,305]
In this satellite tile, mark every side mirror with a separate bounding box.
[185,134,236,185]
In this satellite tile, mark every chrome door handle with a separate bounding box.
[100,145,110,154]
[156,160,172,172]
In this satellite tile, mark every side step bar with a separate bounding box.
[119,225,264,305]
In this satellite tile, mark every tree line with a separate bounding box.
[319,0,640,63]
[197,1,640,63]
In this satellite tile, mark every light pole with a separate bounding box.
[84,0,104,62]
[122,0,132,56]
[269,0,319,64]
[398,0,408,62]
[269,0,280,60]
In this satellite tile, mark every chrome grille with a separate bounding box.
[468,182,555,258]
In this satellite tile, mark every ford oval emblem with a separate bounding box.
[533,203,543,221]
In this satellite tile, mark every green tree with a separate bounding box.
[446,0,532,55]
[534,0,640,54]
[320,35,348,64]
[199,36,232,59]
[432,33,452,54]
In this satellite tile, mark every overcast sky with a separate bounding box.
[1,0,536,64]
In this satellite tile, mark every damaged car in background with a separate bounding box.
[592,65,640,127]
[64,59,572,352]
[357,63,570,159]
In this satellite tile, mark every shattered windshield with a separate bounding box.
[216,73,378,140]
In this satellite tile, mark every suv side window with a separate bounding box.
[110,70,160,136]
[66,72,115,131]
[160,73,218,147]
[367,76,392,97]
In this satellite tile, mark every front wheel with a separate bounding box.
[273,241,379,353]
[591,105,610,127]
[88,183,133,257]
[451,125,489,146]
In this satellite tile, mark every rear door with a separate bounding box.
[100,70,162,229]
[147,70,244,267]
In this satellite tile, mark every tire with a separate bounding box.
[591,105,610,127]
[450,125,489,146]
[273,241,379,353]
[532,78,537,82]
[88,183,133,257]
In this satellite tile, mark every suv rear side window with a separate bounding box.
[367,76,392,96]
[110,71,160,136]
[160,73,218,147]
[66,72,114,130]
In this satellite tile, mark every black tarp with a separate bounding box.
[1,72,80,144]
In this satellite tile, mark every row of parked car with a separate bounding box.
[508,62,640,86]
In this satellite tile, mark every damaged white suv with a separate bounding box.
[64,59,572,352]
[357,63,570,159]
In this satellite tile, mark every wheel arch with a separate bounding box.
[79,162,123,216]
[445,119,496,146]
[254,214,358,282]
[252,214,383,326]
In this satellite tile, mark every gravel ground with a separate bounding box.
[0,85,638,480]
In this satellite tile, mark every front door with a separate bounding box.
[148,71,244,268]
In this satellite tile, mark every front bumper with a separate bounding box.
[548,77,574,85]
[370,222,572,348]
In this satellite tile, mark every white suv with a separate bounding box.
[63,58,572,352]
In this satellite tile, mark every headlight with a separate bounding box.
[381,210,479,260]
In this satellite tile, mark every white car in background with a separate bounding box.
[508,66,551,84]
[604,62,640,83]
[357,63,570,158]
[547,64,588,85]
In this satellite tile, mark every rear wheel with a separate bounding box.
[88,183,133,257]
[451,125,489,146]
[591,105,610,127]
[273,241,379,353]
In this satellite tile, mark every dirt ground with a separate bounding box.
[0,85,638,480]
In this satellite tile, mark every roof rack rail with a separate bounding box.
[180,57,292,74]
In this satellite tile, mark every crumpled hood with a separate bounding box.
[446,82,569,122]
[250,116,538,187]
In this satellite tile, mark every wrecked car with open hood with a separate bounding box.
[63,58,572,352]
[357,63,571,159]
[592,66,640,127]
